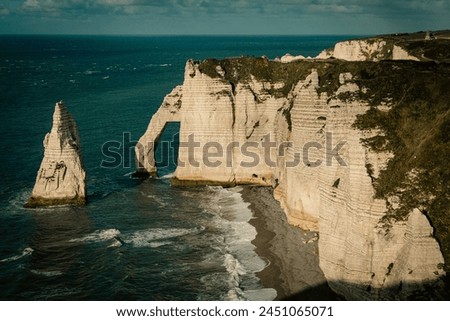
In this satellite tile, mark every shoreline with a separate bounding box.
[241,185,339,300]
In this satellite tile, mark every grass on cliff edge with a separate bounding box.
[197,57,368,98]
[352,60,450,274]
[198,57,312,97]
[199,57,450,274]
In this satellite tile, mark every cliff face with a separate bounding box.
[316,30,450,63]
[136,37,449,299]
[26,102,86,207]
[316,39,420,61]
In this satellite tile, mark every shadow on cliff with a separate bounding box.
[282,279,450,301]
[281,282,344,301]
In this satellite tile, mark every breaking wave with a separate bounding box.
[142,193,169,207]
[224,253,247,300]
[126,227,202,248]
[197,186,275,300]
[8,188,32,211]
[157,172,175,179]
[0,247,34,263]
[69,229,121,243]
[30,270,63,277]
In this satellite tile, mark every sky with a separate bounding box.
[0,0,449,35]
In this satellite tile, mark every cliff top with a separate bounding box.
[198,55,450,97]
[369,30,450,41]
[198,30,450,99]
[336,30,450,63]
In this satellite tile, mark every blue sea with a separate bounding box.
[0,35,349,300]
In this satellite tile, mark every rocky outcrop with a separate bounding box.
[136,38,448,299]
[315,38,422,62]
[315,30,450,62]
[26,102,86,207]
[277,53,306,63]
[136,86,183,176]
[391,45,420,61]
[332,39,390,61]
[137,60,284,186]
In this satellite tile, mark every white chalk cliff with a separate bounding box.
[276,53,307,63]
[316,39,421,61]
[26,102,86,207]
[136,38,447,299]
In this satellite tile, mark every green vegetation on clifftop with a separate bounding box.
[353,60,450,274]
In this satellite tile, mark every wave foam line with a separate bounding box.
[69,229,121,243]
[0,247,33,263]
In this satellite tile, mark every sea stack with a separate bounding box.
[25,101,86,207]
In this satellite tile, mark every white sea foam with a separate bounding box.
[83,70,101,75]
[70,229,121,243]
[147,241,173,248]
[144,63,172,68]
[30,269,63,277]
[223,253,247,301]
[157,172,175,179]
[142,192,169,207]
[224,253,246,283]
[108,239,123,248]
[198,186,275,300]
[11,188,72,211]
[226,288,245,301]
[0,247,34,263]
[126,227,201,248]
[8,188,32,211]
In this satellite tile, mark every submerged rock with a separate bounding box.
[25,101,86,207]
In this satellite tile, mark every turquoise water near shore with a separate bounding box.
[0,35,349,300]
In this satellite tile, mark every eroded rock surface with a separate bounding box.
[26,102,86,207]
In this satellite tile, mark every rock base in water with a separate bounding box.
[26,101,86,208]
[24,196,86,208]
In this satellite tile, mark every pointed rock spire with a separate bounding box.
[25,101,86,207]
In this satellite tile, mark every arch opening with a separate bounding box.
[154,121,180,177]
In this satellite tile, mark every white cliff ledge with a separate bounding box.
[136,34,449,299]
[314,30,450,62]
[25,102,86,207]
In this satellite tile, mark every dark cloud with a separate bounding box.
[14,0,449,16]
[19,0,169,16]
[0,0,448,34]
[0,7,11,16]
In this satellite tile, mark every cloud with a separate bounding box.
[16,0,450,18]
[22,0,87,14]
[307,4,362,13]
[17,0,262,18]
[3,0,448,35]
[20,0,169,16]
[0,7,10,15]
